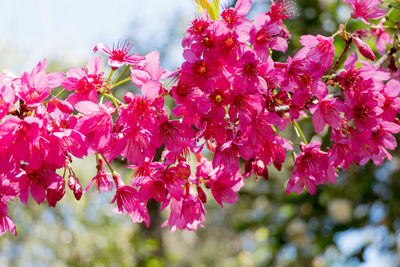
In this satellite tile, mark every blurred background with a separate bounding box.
[1,0,400,266]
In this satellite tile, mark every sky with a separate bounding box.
[0,0,227,73]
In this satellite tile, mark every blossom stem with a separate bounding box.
[104,69,114,91]
[103,93,121,107]
[293,120,308,145]
[114,65,130,84]
[100,153,117,176]
[110,76,131,89]
[328,37,353,75]
[343,17,352,41]
[54,88,66,98]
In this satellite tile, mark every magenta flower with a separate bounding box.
[75,101,114,153]
[349,0,386,25]
[249,14,288,60]
[0,202,16,236]
[94,41,145,70]
[268,0,298,21]
[309,97,345,133]
[17,59,64,105]
[162,192,205,232]
[84,158,113,194]
[111,175,150,227]
[371,24,393,55]
[298,34,335,71]
[62,56,104,106]
[220,0,253,41]
[19,167,65,207]
[208,169,244,207]
[286,142,337,195]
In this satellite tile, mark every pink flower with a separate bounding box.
[249,14,287,60]
[111,174,150,227]
[371,21,393,55]
[268,0,298,21]
[19,166,65,207]
[298,34,335,71]
[17,59,64,105]
[75,101,114,153]
[208,169,244,207]
[84,159,114,194]
[0,202,16,236]
[310,97,345,133]
[93,41,145,70]
[286,142,337,195]
[349,0,386,25]
[220,0,253,41]
[162,192,205,232]
[130,51,171,100]
[62,56,104,106]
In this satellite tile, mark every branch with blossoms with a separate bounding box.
[0,0,400,236]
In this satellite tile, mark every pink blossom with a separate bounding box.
[84,159,113,194]
[0,202,16,236]
[310,97,345,133]
[208,169,244,207]
[94,41,144,70]
[75,101,114,153]
[111,174,150,227]
[220,0,253,41]
[62,56,104,106]
[162,192,205,232]
[371,22,393,55]
[286,142,337,195]
[349,0,386,25]
[298,34,335,71]
[17,59,64,105]
[250,14,287,60]
[268,0,298,21]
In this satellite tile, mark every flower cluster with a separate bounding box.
[0,0,399,235]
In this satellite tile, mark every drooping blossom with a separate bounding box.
[111,173,150,227]
[0,202,16,236]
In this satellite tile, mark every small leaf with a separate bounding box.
[192,0,219,21]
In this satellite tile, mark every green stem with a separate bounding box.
[103,93,121,107]
[54,88,66,98]
[110,76,131,89]
[343,17,352,41]
[103,69,115,92]
[100,153,116,176]
[293,120,308,145]
[114,65,130,84]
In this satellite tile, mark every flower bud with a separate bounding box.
[353,37,375,61]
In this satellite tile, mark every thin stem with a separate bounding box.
[110,77,131,89]
[293,120,308,145]
[114,65,130,84]
[343,17,352,41]
[328,37,353,75]
[54,88,66,98]
[103,69,115,92]
[100,153,116,176]
[103,93,121,107]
